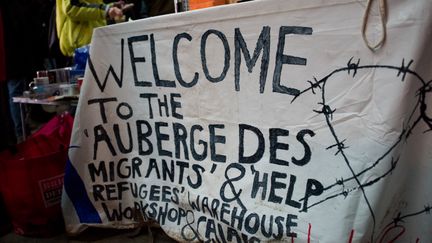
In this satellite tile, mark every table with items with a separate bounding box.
[12,67,83,139]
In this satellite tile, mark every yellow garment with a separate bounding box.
[56,0,108,57]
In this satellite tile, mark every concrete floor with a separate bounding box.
[0,227,178,243]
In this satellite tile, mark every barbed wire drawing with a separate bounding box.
[293,58,432,242]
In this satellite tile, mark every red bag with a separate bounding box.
[32,112,74,146]
[0,113,73,237]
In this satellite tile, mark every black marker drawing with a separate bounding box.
[293,58,432,242]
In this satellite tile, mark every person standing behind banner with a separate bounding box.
[1,0,52,143]
[0,7,15,149]
[56,0,124,57]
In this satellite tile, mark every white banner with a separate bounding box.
[63,0,432,242]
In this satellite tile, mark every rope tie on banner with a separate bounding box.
[361,0,387,51]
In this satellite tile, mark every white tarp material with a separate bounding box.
[62,0,432,242]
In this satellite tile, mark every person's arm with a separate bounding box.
[61,0,120,22]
